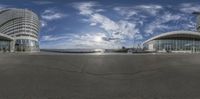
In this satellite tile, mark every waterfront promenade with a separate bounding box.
[0,53,200,99]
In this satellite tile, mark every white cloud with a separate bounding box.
[118,20,139,38]
[137,3,198,32]
[40,33,120,49]
[134,34,143,40]
[145,24,170,34]
[70,2,199,48]
[179,3,200,13]
[89,13,119,31]
[114,7,138,18]
[42,13,66,20]
[160,12,182,22]
[0,4,9,9]
[73,1,96,15]
[41,20,47,27]
[41,34,70,41]
[41,8,67,21]
[144,12,188,34]
[32,1,54,5]
[136,4,163,16]
[47,26,56,32]
[96,9,105,12]
[125,3,198,35]
[114,4,163,19]
[90,22,97,26]
[73,1,142,44]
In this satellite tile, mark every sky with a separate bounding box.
[0,0,200,49]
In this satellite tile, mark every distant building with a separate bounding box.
[143,13,200,53]
[0,8,40,52]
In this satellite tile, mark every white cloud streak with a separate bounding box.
[0,4,9,9]
[42,2,200,49]
[114,3,198,35]
[144,12,185,34]
[73,1,141,43]
[41,20,47,27]
[41,8,67,21]
[41,34,70,41]
[114,4,163,19]
[32,1,54,5]
[40,33,119,49]
[179,3,200,13]
[40,8,68,28]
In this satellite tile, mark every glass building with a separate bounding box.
[143,31,200,53]
[0,8,40,52]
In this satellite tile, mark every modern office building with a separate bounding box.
[143,31,200,53]
[143,13,200,53]
[0,8,40,52]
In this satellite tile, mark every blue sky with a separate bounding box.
[0,0,200,49]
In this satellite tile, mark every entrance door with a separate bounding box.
[192,47,196,53]
[164,45,171,52]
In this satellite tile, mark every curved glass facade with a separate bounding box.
[143,31,200,53]
[0,8,40,52]
[144,39,200,52]
[15,39,39,51]
[0,40,10,52]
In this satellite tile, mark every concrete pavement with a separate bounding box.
[0,53,200,99]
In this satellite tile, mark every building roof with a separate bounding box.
[0,33,14,41]
[143,31,200,44]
